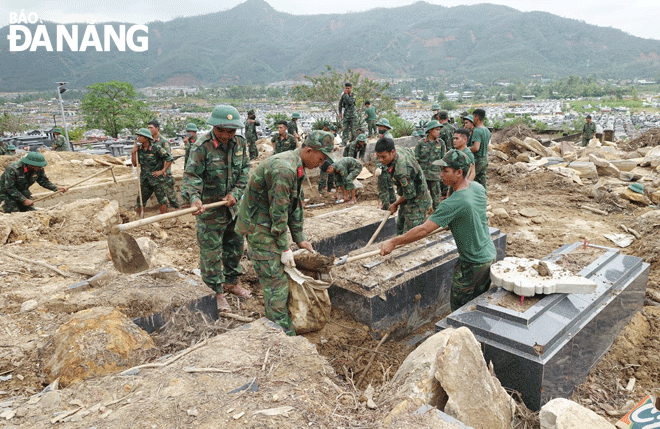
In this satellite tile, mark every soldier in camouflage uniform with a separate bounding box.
[437,111,454,152]
[272,121,297,154]
[181,105,251,313]
[6,144,16,156]
[321,156,362,205]
[131,127,172,215]
[0,152,66,213]
[376,137,432,235]
[415,120,446,210]
[339,82,357,145]
[287,113,301,141]
[381,149,496,311]
[364,101,377,138]
[468,109,491,191]
[183,123,198,168]
[0,138,9,155]
[245,110,260,160]
[374,119,396,210]
[236,130,334,335]
[343,134,367,161]
[582,115,596,147]
[51,127,69,151]
[430,103,441,122]
[148,120,180,209]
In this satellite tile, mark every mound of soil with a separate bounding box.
[620,127,660,151]
[491,123,538,145]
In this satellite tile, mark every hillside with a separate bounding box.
[1,0,659,90]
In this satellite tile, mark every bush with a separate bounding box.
[383,113,415,138]
[266,112,288,129]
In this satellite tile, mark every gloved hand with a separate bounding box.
[375,167,382,177]
[281,249,296,268]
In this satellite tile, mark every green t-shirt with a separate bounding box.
[428,181,496,264]
[365,106,377,121]
[462,147,475,165]
[469,126,490,159]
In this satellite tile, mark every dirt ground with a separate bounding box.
[1,133,660,427]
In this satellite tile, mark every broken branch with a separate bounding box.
[1,251,70,278]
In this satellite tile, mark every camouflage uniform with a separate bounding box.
[0,160,57,213]
[181,130,250,295]
[343,140,366,161]
[245,119,260,159]
[414,135,446,210]
[183,135,196,168]
[332,157,362,191]
[388,147,432,235]
[272,133,297,155]
[287,120,298,138]
[135,141,172,208]
[439,124,454,153]
[235,149,307,336]
[317,168,335,194]
[339,92,357,144]
[154,136,180,209]
[0,140,9,155]
[52,135,68,151]
[364,106,377,137]
[582,121,596,147]
[376,130,396,209]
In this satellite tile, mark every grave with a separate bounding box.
[329,227,506,339]
[436,243,649,411]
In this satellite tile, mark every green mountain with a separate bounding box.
[1,0,659,90]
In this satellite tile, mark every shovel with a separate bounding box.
[365,212,391,247]
[108,200,229,274]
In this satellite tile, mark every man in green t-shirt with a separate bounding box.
[467,109,490,191]
[364,101,377,138]
[381,149,496,311]
[452,128,475,181]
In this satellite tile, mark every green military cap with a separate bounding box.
[425,120,442,133]
[207,105,244,129]
[186,123,199,132]
[357,133,366,142]
[291,112,301,119]
[375,118,392,129]
[52,127,62,134]
[247,109,255,116]
[459,111,469,119]
[431,103,440,110]
[412,130,421,137]
[433,149,471,173]
[628,183,644,194]
[306,130,335,157]
[464,114,474,124]
[439,110,448,120]
[586,115,592,119]
[22,151,47,167]
[7,144,16,150]
[320,158,334,173]
[137,128,154,140]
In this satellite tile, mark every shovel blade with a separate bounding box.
[107,231,150,274]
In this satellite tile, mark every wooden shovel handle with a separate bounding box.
[366,212,391,247]
[116,200,229,232]
[33,166,114,203]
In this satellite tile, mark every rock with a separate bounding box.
[434,327,513,429]
[135,237,158,267]
[20,299,38,313]
[44,307,154,386]
[516,153,531,163]
[629,167,650,180]
[0,409,15,420]
[94,200,120,231]
[82,158,96,166]
[610,158,640,172]
[567,161,598,179]
[14,407,27,418]
[619,172,635,182]
[652,191,660,204]
[70,159,83,165]
[39,391,62,409]
[602,140,617,147]
[641,146,660,168]
[540,398,615,429]
[588,154,619,177]
[548,166,583,185]
[0,220,10,245]
[620,188,652,205]
[586,137,601,148]
[492,208,509,218]
[519,207,540,218]
[561,142,577,162]
[523,137,552,157]
[491,150,508,161]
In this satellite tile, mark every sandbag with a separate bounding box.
[285,266,331,334]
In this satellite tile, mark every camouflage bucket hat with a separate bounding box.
[7,144,16,150]
[628,183,644,194]
[357,133,366,141]
[207,105,244,128]
[433,149,471,173]
[137,128,154,140]
[375,118,392,129]
[464,114,474,124]
[52,127,62,134]
[425,120,442,133]
[292,113,301,119]
[431,103,440,110]
[22,151,47,167]
[186,123,199,132]
[306,130,335,157]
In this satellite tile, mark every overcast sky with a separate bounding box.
[2,0,659,40]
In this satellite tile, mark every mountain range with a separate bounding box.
[1,0,659,91]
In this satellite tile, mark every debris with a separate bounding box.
[1,250,71,277]
[540,398,615,429]
[218,312,254,322]
[19,299,38,313]
[254,406,294,417]
[519,207,540,218]
[582,205,608,216]
[604,233,634,248]
[356,332,389,389]
[183,367,231,373]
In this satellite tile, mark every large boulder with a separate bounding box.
[641,146,660,168]
[588,154,620,177]
[567,161,598,179]
[45,307,154,386]
[540,398,615,429]
[434,327,513,429]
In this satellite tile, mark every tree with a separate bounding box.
[292,66,395,122]
[80,81,153,137]
[0,113,29,135]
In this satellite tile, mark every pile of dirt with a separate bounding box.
[490,123,538,145]
[620,127,660,151]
